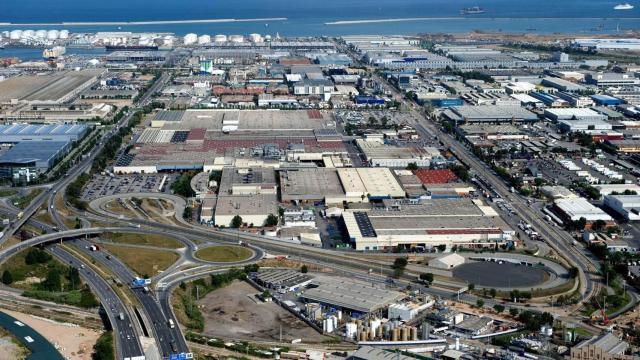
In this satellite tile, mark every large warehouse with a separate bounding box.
[114,109,347,174]
[0,69,105,106]
[442,105,538,124]
[342,198,513,251]
[604,195,640,221]
[214,194,279,227]
[0,124,89,181]
[553,198,613,226]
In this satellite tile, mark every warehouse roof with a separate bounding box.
[0,141,68,165]
[448,105,538,122]
[414,169,458,184]
[214,194,278,216]
[279,168,346,198]
[301,276,404,313]
[554,198,612,221]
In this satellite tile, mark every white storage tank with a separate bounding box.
[228,35,244,43]
[345,322,357,339]
[46,30,59,40]
[249,33,263,43]
[35,30,47,38]
[59,30,69,39]
[214,34,227,42]
[22,30,36,38]
[10,30,23,40]
[183,33,197,45]
[198,34,211,44]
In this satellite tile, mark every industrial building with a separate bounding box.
[570,332,634,360]
[114,109,347,174]
[604,195,640,221]
[342,198,512,251]
[0,69,105,106]
[430,253,466,270]
[544,108,608,122]
[255,269,313,293]
[279,168,353,204]
[442,105,538,124]
[0,124,89,181]
[213,194,279,227]
[300,276,405,314]
[355,139,431,168]
[553,198,613,225]
[337,168,405,199]
[218,167,277,196]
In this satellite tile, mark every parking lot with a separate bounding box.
[82,173,177,200]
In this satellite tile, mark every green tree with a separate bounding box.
[468,283,475,291]
[592,219,607,232]
[509,308,519,317]
[183,206,193,220]
[92,331,114,360]
[493,304,505,313]
[419,273,434,284]
[264,214,279,227]
[231,215,243,228]
[301,265,309,273]
[391,257,409,278]
[42,268,62,292]
[476,299,485,308]
[68,267,81,290]
[79,287,100,308]
[489,288,497,298]
[2,270,13,285]
[406,162,418,171]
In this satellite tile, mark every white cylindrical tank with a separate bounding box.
[265,34,272,42]
[59,30,69,39]
[345,322,357,339]
[228,35,244,43]
[10,30,23,40]
[46,30,59,40]
[20,30,34,39]
[249,33,263,43]
[214,34,227,42]
[183,33,197,45]
[198,35,211,44]
[35,30,47,38]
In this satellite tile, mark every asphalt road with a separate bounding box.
[47,245,144,359]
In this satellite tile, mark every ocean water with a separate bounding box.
[1,0,639,36]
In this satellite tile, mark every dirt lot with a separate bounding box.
[3,309,101,360]
[198,280,329,343]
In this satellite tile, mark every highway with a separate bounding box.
[71,237,190,357]
[48,245,144,359]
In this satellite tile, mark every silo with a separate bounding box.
[228,35,244,43]
[421,322,431,340]
[391,328,399,341]
[383,323,391,339]
[214,34,227,42]
[9,30,23,40]
[21,30,35,39]
[410,327,418,341]
[35,30,47,39]
[59,30,69,39]
[46,30,59,40]
[198,35,211,45]
[376,325,383,338]
[401,327,408,341]
[345,322,357,339]
[183,33,197,45]
[249,33,263,43]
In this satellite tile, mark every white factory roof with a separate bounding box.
[554,197,612,222]
[545,107,604,118]
[510,93,542,104]
[337,168,405,198]
[431,253,465,269]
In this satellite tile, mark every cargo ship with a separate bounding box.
[460,6,486,14]
[105,44,159,52]
[43,46,66,59]
[614,3,634,10]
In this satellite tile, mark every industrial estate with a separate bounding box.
[0,23,640,360]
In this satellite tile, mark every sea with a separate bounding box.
[1,0,639,43]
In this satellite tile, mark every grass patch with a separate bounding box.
[0,189,18,198]
[101,232,183,249]
[12,189,43,209]
[103,199,137,218]
[101,244,178,278]
[0,327,30,359]
[195,246,253,263]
